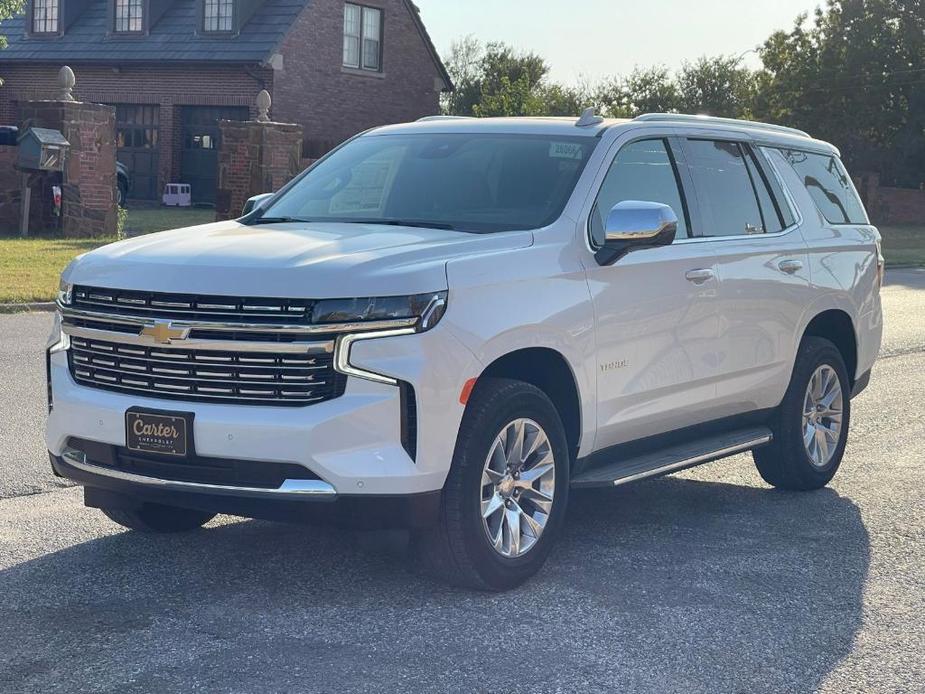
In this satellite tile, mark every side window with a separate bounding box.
[757,147,797,228]
[742,148,785,233]
[591,139,689,246]
[778,149,868,225]
[686,139,771,237]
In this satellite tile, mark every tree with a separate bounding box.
[0,0,25,67]
[676,55,756,118]
[755,0,925,186]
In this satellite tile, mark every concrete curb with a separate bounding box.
[0,301,56,314]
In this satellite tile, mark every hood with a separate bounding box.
[65,220,533,298]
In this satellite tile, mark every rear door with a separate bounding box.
[584,133,723,449]
[676,134,813,416]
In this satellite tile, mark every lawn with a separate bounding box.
[0,205,215,304]
[879,225,925,268]
[1,218,922,305]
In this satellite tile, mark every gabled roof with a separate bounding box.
[0,0,452,89]
[0,0,310,63]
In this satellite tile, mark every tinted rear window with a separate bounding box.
[778,150,868,225]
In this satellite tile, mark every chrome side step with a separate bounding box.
[570,426,773,489]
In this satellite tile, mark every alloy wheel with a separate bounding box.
[802,364,844,468]
[480,418,556,558]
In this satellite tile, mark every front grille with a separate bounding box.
[68,438,319,489]
[72,286,315,324]
[67,336,345,407]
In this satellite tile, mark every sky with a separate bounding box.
[414,0,824,83]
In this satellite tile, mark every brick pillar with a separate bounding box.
[18,100,117,237]
[215,92,303,221]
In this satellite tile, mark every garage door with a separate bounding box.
[180,106,249,205]
[114,104,160,201]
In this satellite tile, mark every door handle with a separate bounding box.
[685,268,715,285]
[778,259,803,275]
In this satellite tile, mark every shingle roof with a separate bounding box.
[0,0,309,63]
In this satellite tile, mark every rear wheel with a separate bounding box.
[754,337,851,490]
[101,503,215,533]
[414,378,570,591]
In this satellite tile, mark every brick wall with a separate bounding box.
[0,64,269,196]
[20,100,117,237]
[214,120,303,220]
[855,173,925,226]
[273,0,444,157]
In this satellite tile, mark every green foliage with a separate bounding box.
[0,0,25,55]
[116,205,128,240]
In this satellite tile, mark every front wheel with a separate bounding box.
[414,378,570,591]
[754,337,851,490]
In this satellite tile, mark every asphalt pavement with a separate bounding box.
[1,270,924,693]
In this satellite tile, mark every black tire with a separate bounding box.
[117,180,128,207]
[101,503,215,533]
[413,378,570,591]
[754,337,851,490]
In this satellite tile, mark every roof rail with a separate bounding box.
[633,113,810,139]
[416,115,474,122]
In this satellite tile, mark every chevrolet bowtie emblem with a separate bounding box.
[140,321,190,345]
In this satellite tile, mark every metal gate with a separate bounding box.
[180,106,249,205]
[114,104,160,201]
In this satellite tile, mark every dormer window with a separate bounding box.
[343,3,382,72]
[114,0,144,33]
[32,0,60,34]
[203,0,234,32]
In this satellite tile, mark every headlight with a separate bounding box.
[57,278,73,306]
[312,291,447,331]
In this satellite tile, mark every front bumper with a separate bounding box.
[46,321,480,499]
[50,450,442,528]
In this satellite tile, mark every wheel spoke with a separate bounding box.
[519,458,554,485]
[519,486,554,514]
[815,425,830,462]
[481,493,504,519]
[518,505,544,539]
[505,505,521,556]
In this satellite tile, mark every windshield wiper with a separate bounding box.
[248,216,309,225]
[355,219,459,231]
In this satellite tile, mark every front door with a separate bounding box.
[585,136,722,449]
[114,104,160,201]
[180,106,248,205]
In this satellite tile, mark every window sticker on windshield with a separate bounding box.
[549,142,585,160]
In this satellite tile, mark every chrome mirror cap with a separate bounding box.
[605,200,678,242]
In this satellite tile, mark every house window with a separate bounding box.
[32,0,59,33]
[114,0,144,32]
[203,0,234,32]
[343,3,382,71]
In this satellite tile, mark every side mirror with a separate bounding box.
[595,200,678,265]
[241,192,274,217]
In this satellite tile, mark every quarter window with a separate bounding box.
[203,0,233,32]
[778,150,868,225]
[32,0,59,33]
[686,139,771,237]
[591,139,690,245]
[344,3,382,71]
[114,0,144,32]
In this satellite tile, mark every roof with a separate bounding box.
[20,127,70,146]
[373,116,632,138]
[0,0,310,63]
[0,0,452,87]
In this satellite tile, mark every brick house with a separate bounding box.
[0,0,451,203]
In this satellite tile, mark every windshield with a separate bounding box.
[255,133,598,233]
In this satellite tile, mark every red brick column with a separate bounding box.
[18,100,117,238]
[215,120,303,221]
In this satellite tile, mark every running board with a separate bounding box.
[571,426,773,489]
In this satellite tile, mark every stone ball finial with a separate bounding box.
[57,66,76,102]
[256,89,271,123]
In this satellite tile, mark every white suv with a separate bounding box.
[47,112,883,590]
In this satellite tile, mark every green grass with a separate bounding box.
[123,205,215,235]
[0,237,116,304]
[879,225,925,268]
[0,205,215,304]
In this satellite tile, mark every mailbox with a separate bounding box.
[17,127,70,172]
